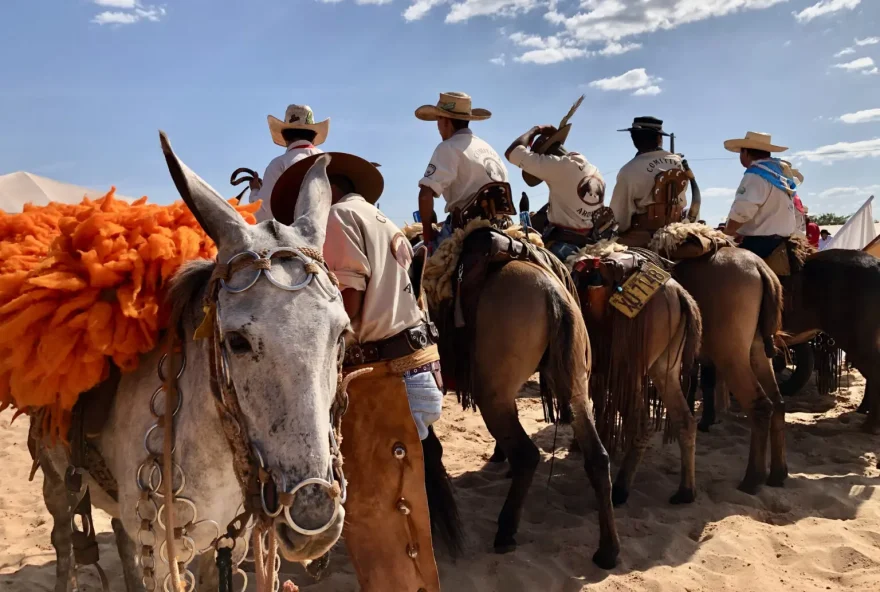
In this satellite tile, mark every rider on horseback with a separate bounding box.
[721,131,800,259]
[610,117,689,248]
[415,92,509,250]
[248,103,328,222]
[504,97,607,262]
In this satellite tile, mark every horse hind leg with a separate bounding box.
[40,455,75,592]
[716,352,772,494]
[750,335,788,487]
[610,415,651,507]
[649,342,698,505]
[478,395,539,554]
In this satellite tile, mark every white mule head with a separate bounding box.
[161,132,349,560]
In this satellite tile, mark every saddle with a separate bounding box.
[451,182,516,230]
[763,235,815,277]
[436,226,573,407]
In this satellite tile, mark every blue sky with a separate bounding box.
[1,0,878,226]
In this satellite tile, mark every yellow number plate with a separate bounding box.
[609,262,671,319]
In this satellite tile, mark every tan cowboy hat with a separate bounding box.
[415,91,491,122]
[723,131,788,153]
[523,95,584,187]
[271,153,384,225]
[267,104,330,148]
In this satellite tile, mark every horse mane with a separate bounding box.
[167,259,214,334]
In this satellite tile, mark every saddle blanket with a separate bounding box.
[0,189,258,442]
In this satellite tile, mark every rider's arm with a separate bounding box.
[504,126,541,161]
[608,170,633,232]
[725,174,770,234]
[324,207,370,302]
[418,186,438,244]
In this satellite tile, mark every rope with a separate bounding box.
[162,331,184,592]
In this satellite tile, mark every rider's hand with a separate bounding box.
[536,125,558,137]
[249,176,262,191]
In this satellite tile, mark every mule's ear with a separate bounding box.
[292,154,332,249]
[159,131,249,247]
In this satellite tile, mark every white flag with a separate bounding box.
[824,195,877,251]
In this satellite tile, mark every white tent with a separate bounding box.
[0,171,131,213]
[821,196,877,251]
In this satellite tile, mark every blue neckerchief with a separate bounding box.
[745,158,797,196]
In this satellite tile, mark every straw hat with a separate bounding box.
[415,92,491,122]
[270,153,384,225]
[723,131,787,153]
[267,104,330,148]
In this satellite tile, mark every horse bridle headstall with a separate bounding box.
[136,246,369,592]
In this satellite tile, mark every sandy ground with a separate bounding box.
[1,372,878,591]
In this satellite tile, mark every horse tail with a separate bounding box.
[676,282,702,377]
[757,260,784,358]
[540,281,584,421]
[423,426,464,556]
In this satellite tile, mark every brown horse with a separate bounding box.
[673,248,788,494]
[413,229,621,569]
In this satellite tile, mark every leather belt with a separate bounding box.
[344,322,439,367]
[544,225,590,248]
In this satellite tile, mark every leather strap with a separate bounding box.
[343,323,438,367]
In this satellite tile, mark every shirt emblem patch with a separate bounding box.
[425,164,436,177]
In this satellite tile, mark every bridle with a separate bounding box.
[203,247,359,534]
[152,245,368,592]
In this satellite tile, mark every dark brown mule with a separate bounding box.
[673,248,788,494]
[778,249,880,432]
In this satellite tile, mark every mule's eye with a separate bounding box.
[226,332,253,355]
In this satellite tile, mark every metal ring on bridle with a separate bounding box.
[156,497,198,531]
[150,385,183,418]
[219,249,315,294]
[280,477,342,536]
[144,423,177,457]
[159,535,197,565]
[158,351,187,382]
[147,462,186,498]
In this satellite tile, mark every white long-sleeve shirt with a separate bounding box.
[727,165,797,237]
[249,140,323,222]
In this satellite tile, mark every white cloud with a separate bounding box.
[92,2,165,25]
[865,67,880,75]
[633,85,661,96]
[702,187,737,198]
[357,0,394,4]
[835,47,856,57]
[599,41,642,56]
[94,0,137,8]
[816,184,880,199]
[793,138,880,163]
[511,32,588,64]
[833,57,876,71]
[516,46,588,64]
[92,11,139,24]
[794,0,861,23]
[490,53,506,66]
[588,68,663,96]
[855,36,880,46]
[403,0,445,21]
[445,0,540,24]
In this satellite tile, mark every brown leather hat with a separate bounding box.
[270,152,384,225]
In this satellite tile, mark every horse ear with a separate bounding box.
[291,154,332,249]
[159,131,249,247]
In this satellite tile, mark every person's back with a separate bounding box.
[327,195,424,343]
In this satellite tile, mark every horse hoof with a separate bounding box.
[569,438,581,454]
[592,546,619,570]
[697,420,712,433]
[505,469,513,479]
[493,535,517,554]
[488,448,507,463]
[766,469,788,488]
[611,484,629,507]
[669,488,696,505]
[737,476,764,495]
